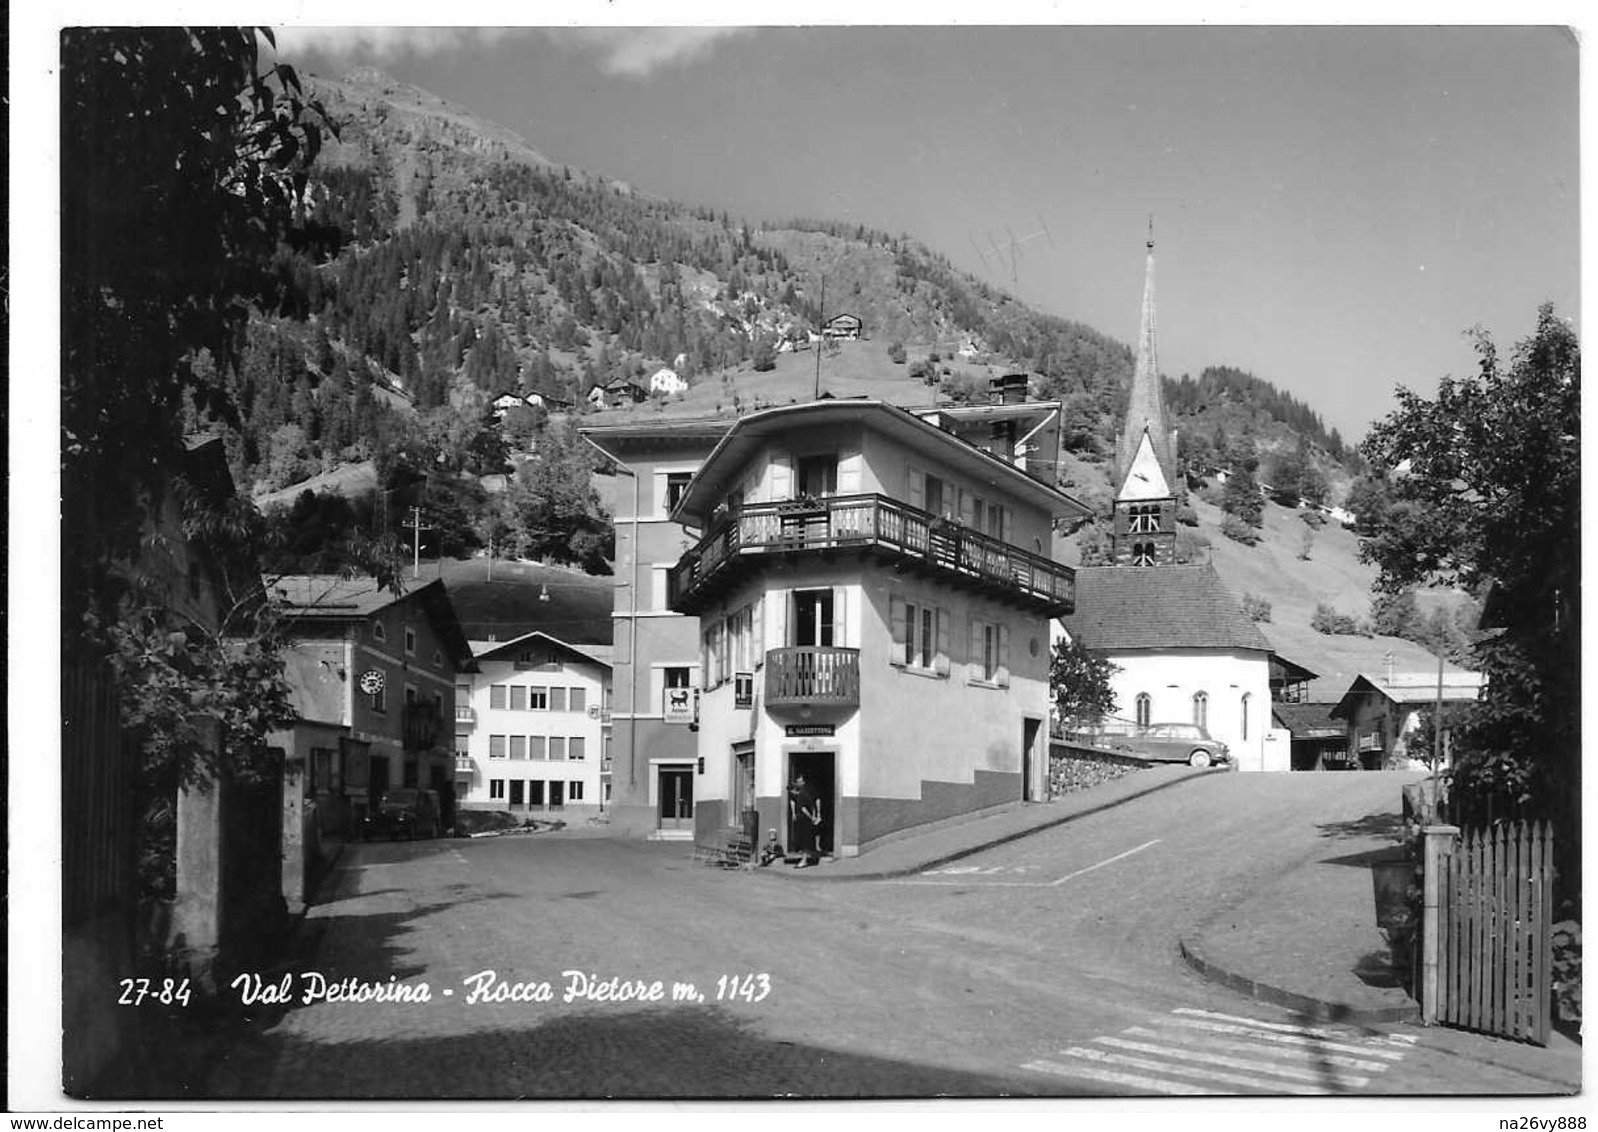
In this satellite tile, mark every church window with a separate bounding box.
[1128,503,1160,534]
[1135,693,1151,729]
[1241,693,1252,741]
[1192,691,1208,730]
[1132,542,1155,567]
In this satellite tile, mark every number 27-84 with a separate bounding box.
[118,978,192,1007]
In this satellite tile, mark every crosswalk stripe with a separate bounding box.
[1125,1026,1393,1075]
[1173,1006,1349,1039]
[1161,1017,1407,1060]
[1022,1058,1223,1096]
[1058,1045,1334,1095]
[1096,1035,1369,1088]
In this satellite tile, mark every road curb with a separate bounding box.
[774,766,1229,882]
[1177,934,1420,1025]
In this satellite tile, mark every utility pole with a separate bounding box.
[813,276,826,401]
[401,506,434,579]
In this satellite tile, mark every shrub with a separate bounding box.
[1312,603,1368,636]
[886,341,907,364]
[1243,593,1273,622]
[1174,503,1199,527]
[1197,483,1225,507]
[1174,529,1210,564]
[1300,509,1327,528]
[1220,513,1258,545]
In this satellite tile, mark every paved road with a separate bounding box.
[200,772,1574,1100]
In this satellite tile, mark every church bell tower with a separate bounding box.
[1111,220,1179,567]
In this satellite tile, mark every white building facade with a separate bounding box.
[454,632,612,819]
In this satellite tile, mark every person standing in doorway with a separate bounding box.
[789,773,822,867]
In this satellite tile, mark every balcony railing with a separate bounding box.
[455,705,476,726]
[454,755,475,776]
[764,646,861,711]
[668,493,1075,615]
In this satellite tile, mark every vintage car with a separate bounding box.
[362,788,442,840]
[1115,723,1232,768]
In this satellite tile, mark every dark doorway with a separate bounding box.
[792,589,835,646]
[659,766,693,830]
[1022,717,1043,801]
[796,454,837,498]
[368,755,391,802]
[787,751,836,858]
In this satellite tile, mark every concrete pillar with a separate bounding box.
[172,780,224,990]
[281,757,308,916]
[1421,823,1460,1024]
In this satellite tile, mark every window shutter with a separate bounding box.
[770,589,788,648]
[969,617,983,677]
[753,596,765,667]
[934,608,951,676]
[838,448,863,494]
[997,624,1011,687]
[770,452,793,500]
[906,464,925,510]
[958,488,974,526]
[890,595,906,660]
[832,586,848,648]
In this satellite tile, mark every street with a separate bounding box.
[201,772,1573,1099]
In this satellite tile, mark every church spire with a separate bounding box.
[1118,217,1177,496]
[1110,222,1180,567]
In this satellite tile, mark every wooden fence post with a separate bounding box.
[1422,823,1460,1025]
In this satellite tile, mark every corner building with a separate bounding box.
[667,399,1089,857]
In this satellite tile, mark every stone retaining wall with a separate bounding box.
[1048,743,1146,797]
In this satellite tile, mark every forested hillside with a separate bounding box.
[220,66,1361,575]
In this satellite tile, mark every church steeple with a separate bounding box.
[1111,221,1179,567]
[1118,217,1177,492]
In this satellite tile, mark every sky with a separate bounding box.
[266,23,1581,442]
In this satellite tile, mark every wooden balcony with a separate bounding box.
[667,493,1076,616]
[403,702,443,751]
[764,646,861,712]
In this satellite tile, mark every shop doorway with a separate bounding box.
[786,751,836,858]
[658,765,694,831]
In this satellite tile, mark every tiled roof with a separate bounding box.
[268,574,418,618]
[1059,565,1272,653]
[1271,701,1345,738]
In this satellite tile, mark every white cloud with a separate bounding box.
[269,25,751,79]
[550,26,753,78]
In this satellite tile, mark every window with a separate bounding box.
[549,736,567,761]
[369,682,387,714]
[550,687,567,712]
[1132,541,1156,567]
[665,666,692,688]
[792,589,834,647]
[891,597,947,675]
[490,685,507,710]
[529,735,547,760]
[528,780,545,806]
[549,781,565,807]
[489,735,507,759]
[372,621,387,642]
[433,649,444,668]
[664,472,693,514]
[509,685,527,711]
[703,623,724,688]
[570,687,587,713]
[1241,693,1252,741]
[1135,694,1152,729]
[1129,503,1160,534]
[569,736,586,761]
[489,779,505,800]
[404,626,417,655]
[454,733,470,756]
[509,780,524,806]
[924,474,946,516]
[569,781,585,802]
[968,618,1009,685]
[1192,692,1209,730]
[528,686,549,711]
[509,735,526,760]
[456,682,471,704]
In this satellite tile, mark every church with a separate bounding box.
[1058,229,1288,772]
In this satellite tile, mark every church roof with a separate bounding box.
[1117,236,1178,499]
[1059,564,1272,653]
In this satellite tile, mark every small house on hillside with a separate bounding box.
[823,313,863,340]
[1329,669,1484,770]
